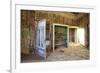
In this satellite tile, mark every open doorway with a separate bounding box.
[69,28,76,43]
[69,26,79,44]
[53,24,68,52]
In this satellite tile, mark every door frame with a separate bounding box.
[53,23,69,52]
[69,26,78,43]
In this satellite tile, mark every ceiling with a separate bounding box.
[37,10,88,20]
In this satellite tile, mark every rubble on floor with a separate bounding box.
[46,43,89,61]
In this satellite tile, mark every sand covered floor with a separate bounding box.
[46,43,89,61]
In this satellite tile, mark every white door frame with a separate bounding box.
[69,26,79,43]
[53,23,69,52]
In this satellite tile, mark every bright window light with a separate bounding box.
[77,28,85,45]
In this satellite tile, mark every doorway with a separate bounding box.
[53,24,68,52]
[69,28,76,42]
[69,26,78,43]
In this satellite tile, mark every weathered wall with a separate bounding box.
[21,10,36,54]
[78,14,90,48]
[21,10,89,54]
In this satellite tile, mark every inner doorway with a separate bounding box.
[53,24,68,52]
[69,28,76,42]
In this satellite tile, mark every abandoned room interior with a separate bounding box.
[21,10,90,63]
